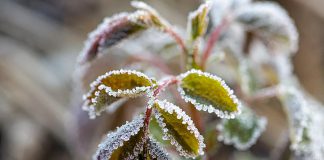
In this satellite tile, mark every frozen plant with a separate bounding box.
[75,0,324,159]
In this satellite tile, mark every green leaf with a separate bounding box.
[153,100,205,158]
[178,69,241,119]
[235,2,298,54]
[217,105,267,150]
[93,115,146,160]
[187,1,211,40]
[149,117,168,146]
[83,69,155,118]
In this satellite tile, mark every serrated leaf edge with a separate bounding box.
[178,69,241,119]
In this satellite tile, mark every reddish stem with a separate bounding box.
[201,19,229,69]
[165,27,188,56]
[143,76,179,138]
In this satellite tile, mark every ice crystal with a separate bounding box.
[178,69,241,119]
[82,69,154,118]
[217,105,267,150]
[147,137,170,160]
[93,115,145,160]
[153,100,205,158]
[89,69,153,98]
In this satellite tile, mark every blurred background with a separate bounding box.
[0,0,323,160]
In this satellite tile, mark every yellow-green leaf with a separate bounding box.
[188,1,211,40]
[83,69,154,118]
[94,115,146,160]
[153,100,205,158]
[217,105,267,150]
[178,69,240,119]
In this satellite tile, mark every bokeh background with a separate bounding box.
[0,0,323,159]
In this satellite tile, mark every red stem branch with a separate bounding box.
[143,76,179,138]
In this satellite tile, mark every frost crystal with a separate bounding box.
[147,137,170,160]
[217,105,267,150]
[153,100,205,158]
[178,69,241,119]
[82,69,154,119]
[89,69,153,98]
[93,115,145,160]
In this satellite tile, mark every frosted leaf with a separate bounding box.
[82,87,121,119]
[130,1,170,30]
[278,85,309,151]
[279,85,324,159]
[78,12,146,64]
[93,115,145,160]
[178,69,241,119]
[187,1,211,40]
[235,2,299,54]
[217,105,267,150]
[153,100,205,158]
[82,69,155,118]
[147,137,170,160]
[278,85,315,158]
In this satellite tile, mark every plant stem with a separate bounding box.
[143,76,179,143]
[201,18,229,70]
[165,27,188,57]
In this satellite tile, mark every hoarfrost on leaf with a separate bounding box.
[153,100,205,158]
[217,105,267,150]
[278,85,324,159]
[187,1,211,41]
[178,69,241,119]
[78,12,146,63]
[82,69,155,118]
[93,115,145,160]
[147,137,170,160]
